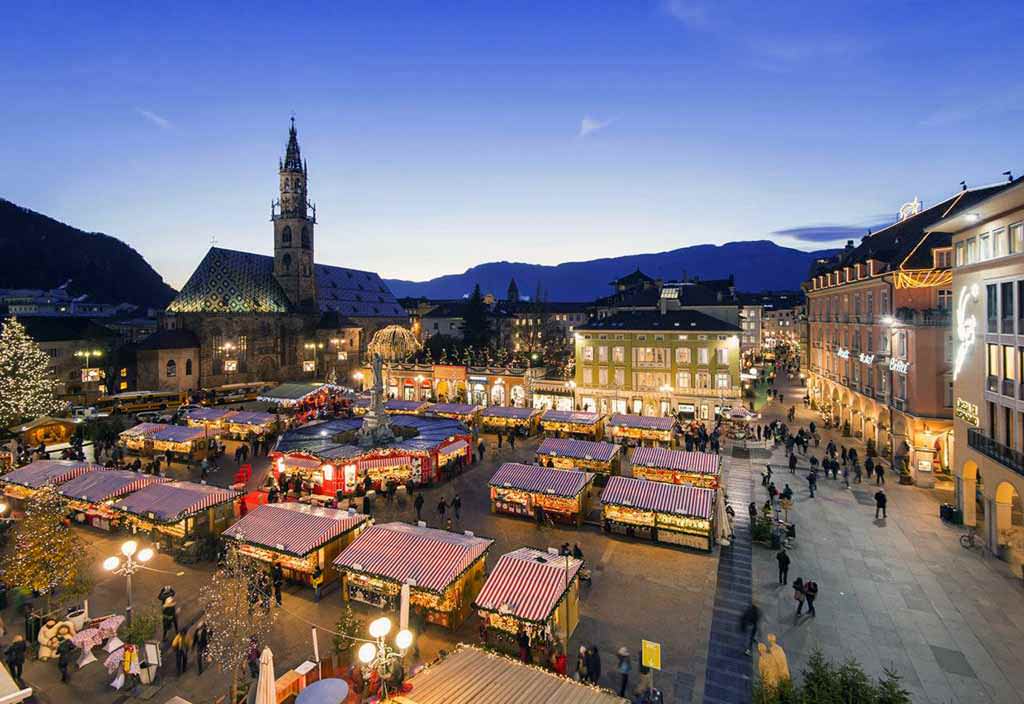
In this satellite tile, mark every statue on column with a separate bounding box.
[358,326,421,448]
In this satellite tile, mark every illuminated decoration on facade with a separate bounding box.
[889,358,910,374]
[302,360,316,372]
[955,398,979,426]
[953,284,979,381]
[223,359,238,373]
[836,347,850,359]
[898,197,922,221]
[858,353,875,365]
[894,269,953,289]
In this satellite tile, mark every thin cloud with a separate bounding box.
[663,0,709,29]
[774,218,892,244]
[920,88,1024,127]
[135,108,173,130]
[578,116,615,138]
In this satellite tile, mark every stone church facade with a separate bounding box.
[162,122,405,390]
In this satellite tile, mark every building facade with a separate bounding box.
[940,179,1024,557]
[573,310,742,419]
[19,316,120,401]
[806,185,1010,481]
[380,362,543,407]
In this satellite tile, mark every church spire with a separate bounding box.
[283,117,303,172]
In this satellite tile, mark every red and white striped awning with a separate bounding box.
[537,438,620,462]
[334,522,493,593]
[489,463,592,498]
[600,475,714,518]
[631,446,720,475]
[439,440,469,456]
[609,414,674,431]
[474,548,582,623]
[1,460,101,489]
[111,481,239,524]
[57,469,168,503]
[358,456,412,471]
[224,503,369,556]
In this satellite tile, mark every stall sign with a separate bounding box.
[224,359,238,373]
[411,457,422,484]
[81,368,103,383]
[888,358,910,374]
[642,640,661,670]
[344,463,357,490]
[954,398,978,426]
[302,361,316,372]
[679,404,696,413]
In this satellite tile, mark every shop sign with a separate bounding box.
[679,404,696,413]
[955,398,979,426]
[642,640,662,670]
[302,361,315,372]
[836,348,850,359]
[224,359,238,372]
[858,353,875,365]
[81,368,103,383]
[469,375,488,382]
[888,358,910,374]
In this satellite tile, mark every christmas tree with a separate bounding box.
[3,484,90,612]
[0,316,62,426]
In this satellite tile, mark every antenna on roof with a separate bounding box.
[960,180,967,191]
[1004,170,1014,183]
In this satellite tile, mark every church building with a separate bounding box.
[161,121,405,390]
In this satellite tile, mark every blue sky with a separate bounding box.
[3,1,1023,288]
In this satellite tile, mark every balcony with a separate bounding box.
[894,307,950,327]
[968,428,1024,478]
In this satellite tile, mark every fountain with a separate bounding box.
[358,325,421,447]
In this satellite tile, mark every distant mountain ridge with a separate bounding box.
[385,241,838,301]
[0,199,176,310]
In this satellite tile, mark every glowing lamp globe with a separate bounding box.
[395,629,413,651]
[358,642,377,664]
[103,556,121,572]
[137,547,154,563]
[121,540,138,557]
[369,616,392,639]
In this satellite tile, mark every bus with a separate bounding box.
[95,390,184,415]
[201,381,275,406]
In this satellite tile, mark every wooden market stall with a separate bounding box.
[57,469,168,531]
[223,503,370,589]
[535,438,622,483]
[223,411,279,439]
[258,382,345,408]
[479,406,541,435]
[110,480,239,548]
[489,463,594,526]
[334,522,492,629]
[118,423,213,463]
[183,407,234,429]
[599,475,716,551]
[539,410,605,440]
[390,645,627,704]
[424,402,482,427]
[607,413,675,447]
[474,547,583,653]
[8,416,79,448]
[0,459,101,509]
[630,446,721,489]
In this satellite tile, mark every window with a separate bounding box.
[696,372,711,388]
[866,292,874,318]
[634,347,668,367]
[938,289,952,310]
[715,373,730,389]
[880,290,890,314]
[612,346,625,363]
[1002,282,1015,334]
[166,360,177,378]
[677,371,690,388]
[895,373,907,401]
[282,253,292,270]
[955,242,965,266]
[966,238,977,264]
[582,367,593,384]
[583,346,594,362]
[988,343,1000,390]
[675,347,691,364]
[987,284,998,333]
[994,229,1006,258]
[598,346,608,363]
[980,233,992,261]
[934,249,952,268]
[613,368,625,386]
[944,379,954,407]
[1012,223,1024,254]
[698,347,709,365]
[598,368,609,385]
[716,348,728,365]
[301,226,311,249]
[896,332,907,357]
[120,367,127,378]
[281,225,292,244]
[185,358,193,376]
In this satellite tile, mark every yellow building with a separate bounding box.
[573,310,741,420]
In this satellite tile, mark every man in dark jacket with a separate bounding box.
[57,638,75,683]
[4,635,26,682]
[414,492,425,521]
[776,548,791,585]
[739,602,761,656]
[874,489,887,519]
[272,562,284,606]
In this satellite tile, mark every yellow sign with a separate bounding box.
[641,640,661,670]
[955,398,978,426]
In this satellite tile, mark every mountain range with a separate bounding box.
[384,241,838,301]
[0,199,177,310]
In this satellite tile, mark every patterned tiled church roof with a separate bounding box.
[167,247,404,317]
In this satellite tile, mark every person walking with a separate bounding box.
[615,647,632,697]
[172,630,189,675]
[874,488,887,519]
[516,627,531,663]
[776,548,791,585]
[748,501,758,530]
[875,462,886,485]
[739,602,762,656]
[864,456,874,479]
[788,452,797,474]
[162,596,179,641]
[804,579,818,617]
[437,497,448,524]
[497,431,503,448]
[4,635,26,683]
[587,645,602,685]
[478,439,486,460]
[194,622,209,675]
[792,577,806,616]
[575,645,589,682]
[414,492,425,521]
[57,637,74,683]
[452,493,462,521]
[807,470,817,498]
[272,562,284,606]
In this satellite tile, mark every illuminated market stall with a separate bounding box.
[474,547,583,651]
[223,503,370,588]
[118,423,213,462]
[391,645,627,704]
[258,381,346,408]
[539,410,605,440]
[0,459,101,508]
[110,480,239,547]
[57,469,168,531]
[600,475,716,550]
[271,415,472,497]
[353,399,429,416]
[334,522,492,628]
[535,438,622,483]
[489,462,594,526]
[183,407,234,429]
[607,413,675,447]
[479,406,541,434]
[8,416,79,448]
[424,402,482,426]
[630,446,721,489]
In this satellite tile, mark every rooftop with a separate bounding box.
[576,309,740,333]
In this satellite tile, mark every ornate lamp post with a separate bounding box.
[102,540,154,626]
[357,616,414,699]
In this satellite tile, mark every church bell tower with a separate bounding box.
[272,118,317,310]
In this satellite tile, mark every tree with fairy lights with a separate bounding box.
[0,316,62,427]
[2,484,91,613]
[200,547,278,702]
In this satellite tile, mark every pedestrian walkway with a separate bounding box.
[751,373,1024,704]
[701,452,756,704]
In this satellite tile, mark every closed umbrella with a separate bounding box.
[255,647,277,704]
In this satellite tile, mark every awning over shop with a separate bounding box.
[489,463,592,498]
[427,403,481,416]
[481,407,539,420]
[278,455,322,471]
[224,503,368,557]
[608,414,674,431]
[439,439,470,456]
[185,408,234,423]
[474,547,582,623]
[358,456,413,472]
[631,446,720,476]
[1,460,101,489]
[111,481,239,523]
[258,382,345,404]
[540,410,602,425]
[537,438,619,463]
[600,475,714,519]
[57,469,168,503]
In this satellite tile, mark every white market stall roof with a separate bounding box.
[473,547,582,624]
[258,382,346,404]
[57,469,168,503]
[536,438,620,463]
[1,460,101,489]
[426,403,482,416]
[119,423,207,444]
[480,406,540,420]
[391,645,626,704]
[631,446,720,476]
[110,481,239,524]
[608,414,674,431]
[224,503,369,557]
[540,410,603,426]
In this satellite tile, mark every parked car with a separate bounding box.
[71,406,109,420]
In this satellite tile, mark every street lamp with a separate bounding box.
[74,348,104,367]
[357,616,413,700]
[103,540,154,626]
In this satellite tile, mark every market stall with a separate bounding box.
[425,402,482,427]
[0,459,101,508]
[8,416,79,448]
[258,382,346,408]
[110,480,239,547]
[479,406,541,435]
[334,522,492,628]
[474,547,583,652]
[630,446,721,489]
[607,413,675,447]
[539,410,605,440]
[183,407,234,429]
[118,423,213,463]
[535,438,622,483]
[600,475,715,551]
[224,411,278,438]
[391,645,627,704]
[489,462,594,526]
[223,503,370,588]
[57,469,168,531]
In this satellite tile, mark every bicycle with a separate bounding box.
[959,527,981,550]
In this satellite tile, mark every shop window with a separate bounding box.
[166,360,177,378]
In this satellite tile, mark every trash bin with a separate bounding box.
[950,507,963,525]
[940,503,952,522]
